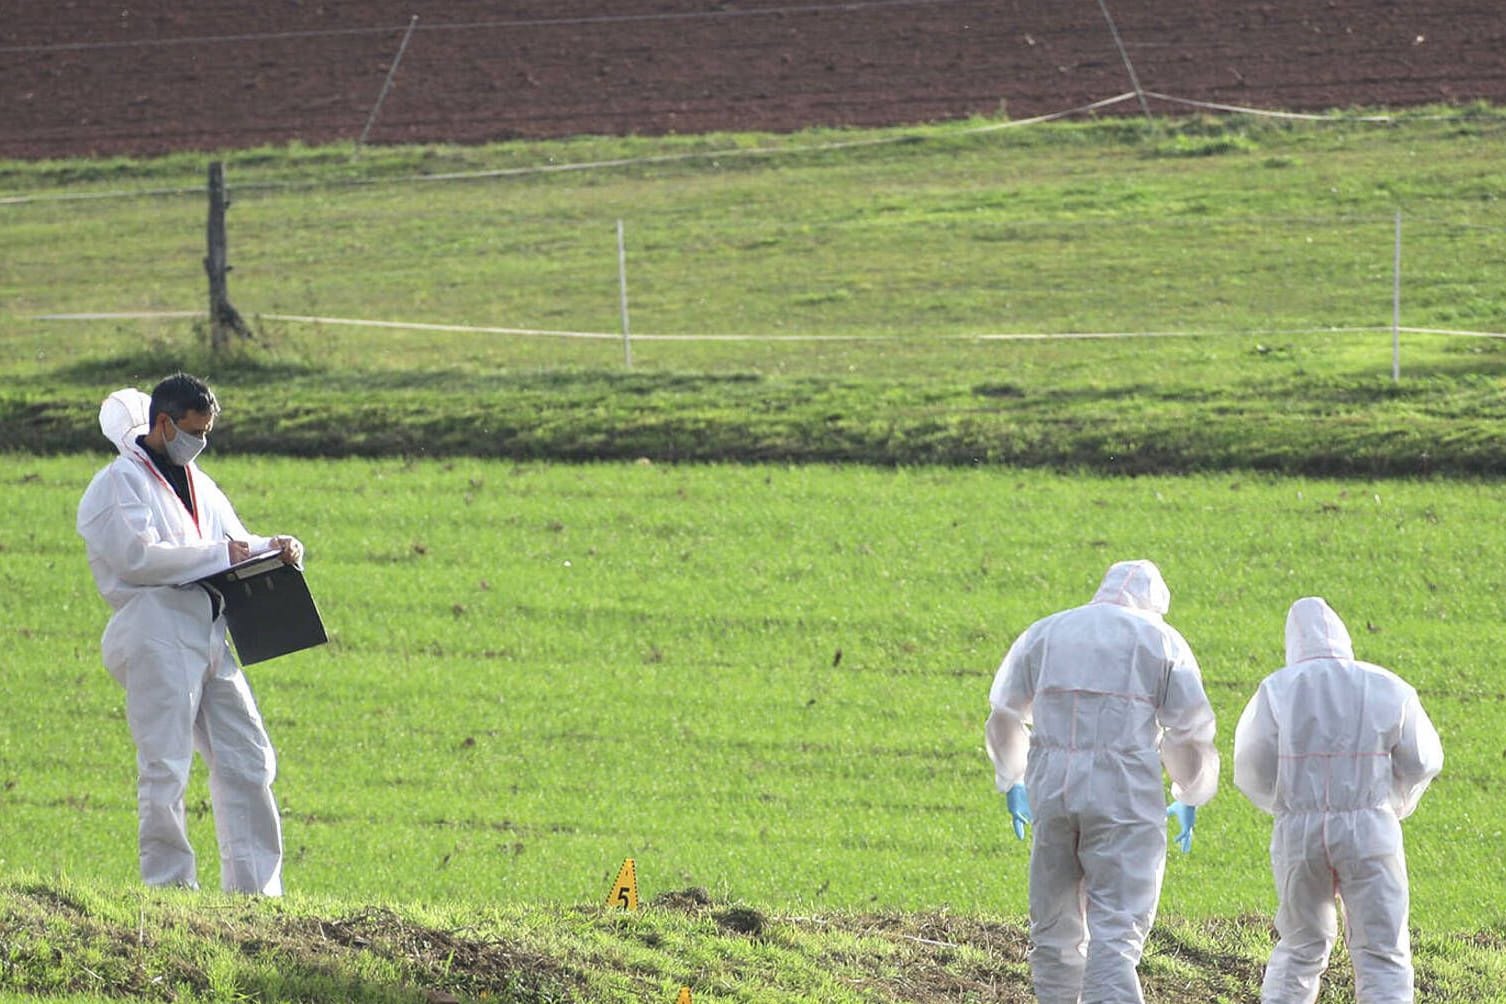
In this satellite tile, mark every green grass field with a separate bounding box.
[4,111,1506,1001]
[5,456,1501,921]
[4,458,1505,1002]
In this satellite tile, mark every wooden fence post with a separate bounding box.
[204,161,251,350]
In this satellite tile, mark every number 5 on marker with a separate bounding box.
[606,857,638,910]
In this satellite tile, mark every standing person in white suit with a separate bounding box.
[77,373,303,895]
[1234,596,1443,1004]
[986,559,1220,1004]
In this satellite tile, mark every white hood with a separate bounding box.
[1284,596,1355,664]
[1091,558,1170,615]
[98,388,152,457]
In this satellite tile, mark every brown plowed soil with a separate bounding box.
[3,1,1505,159]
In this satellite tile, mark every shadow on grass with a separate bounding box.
[19,344,1506,475]
[50,349,322,388]
[48,351,767,397]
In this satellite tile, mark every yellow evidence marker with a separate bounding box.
[675,988,692,1003]
[606,857,638,910]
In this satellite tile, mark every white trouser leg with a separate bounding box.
[1262,819,1336,1004]
[136,756,197,888]
[1338,848,1413,1003]
[125,638,205,889]
[1078,813,1162,1004]
[1027,812,1088,1004]
[195,636,282,895]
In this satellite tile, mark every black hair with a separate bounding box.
[149,372,220,425]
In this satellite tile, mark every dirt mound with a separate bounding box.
[3,1,1504,159]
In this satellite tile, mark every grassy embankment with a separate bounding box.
[3,107,1506,472]
[2,871,1501,1004]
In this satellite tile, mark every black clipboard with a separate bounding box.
[199,551,327,666]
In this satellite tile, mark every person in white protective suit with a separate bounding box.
[985,558,1220,1004]
[76,374,303,895]
[1234,597,1443,1004]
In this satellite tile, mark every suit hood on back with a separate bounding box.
[1091,559,1170,615]
[99,388,151,457]
[1284,596,1355,664]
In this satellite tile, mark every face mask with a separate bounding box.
[165,416,207,465]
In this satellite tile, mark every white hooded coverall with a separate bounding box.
[1234,597,1443,1004]
[76,389,286,894]
[986,559,1219,1004]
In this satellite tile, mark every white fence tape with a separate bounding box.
[0,90,1426,208]
[1143,91,1394,122]
[33,311,1505,344]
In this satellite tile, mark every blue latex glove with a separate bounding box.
[1006,784,1032,840]
[1166,801,1196,854]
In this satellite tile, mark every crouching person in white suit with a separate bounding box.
[986,559,1220,1004]
[77,373,302,895]
[1234,597,1443,1004]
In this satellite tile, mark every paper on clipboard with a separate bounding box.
[198,549,328,666]
[219,545,286,581]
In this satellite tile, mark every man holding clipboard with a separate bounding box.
[77,373,313,896]
[201,540,326,667]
